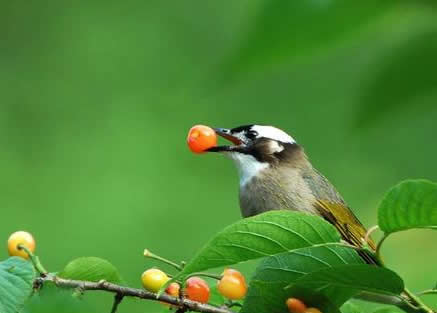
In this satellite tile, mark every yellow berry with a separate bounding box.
[217,270,247,300]
[7,231,35,259]
[141,268,169,293]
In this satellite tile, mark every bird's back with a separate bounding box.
[239,158,376,251]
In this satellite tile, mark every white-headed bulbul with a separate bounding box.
[207,125,376,261]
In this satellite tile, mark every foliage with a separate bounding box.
[0,257,35,313]
[2,179,436,313]
[378,180,437,234]
[172,211,342,281]
[58,257,123,284]
[1,1,437,312]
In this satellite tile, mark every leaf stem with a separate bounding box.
[144,249,183,271]
[18,244,48,275]
[417,289,437,296]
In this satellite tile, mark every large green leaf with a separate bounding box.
[241,245,364,313]
[378,179,437,234]
[58,257,122,284]
[173,211,341,282]
[246,281,342,313]
[341,302,364,313]
[0,257,36,313]
[287,264,404,297]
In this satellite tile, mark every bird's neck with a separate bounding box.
[227,144,310,187]
[227,153,270,187]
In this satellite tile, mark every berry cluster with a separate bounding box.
[141,267,247,304]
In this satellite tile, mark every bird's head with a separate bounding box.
[207,125,300,186]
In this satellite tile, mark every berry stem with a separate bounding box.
[144,249,183,271]
[18,244,48,275]
[187,272,222,280]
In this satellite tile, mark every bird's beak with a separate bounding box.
[207,128,243,152]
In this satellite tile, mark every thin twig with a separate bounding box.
[110,293,124,313]
[37,275,233,313]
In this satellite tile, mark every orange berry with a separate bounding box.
[222,268,245,281]
[305,308,322,313]
[187,125,217,154]
[217,273,247,300]
[141,268,169,293]
[166,282,180,297]
[161,282,181,308]
[286,298,307,313]
[184,277,210,303]
[7,231,35,259]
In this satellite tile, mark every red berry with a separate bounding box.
[184,277,210,303]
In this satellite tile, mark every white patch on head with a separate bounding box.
[225,152,269,187]
[251,125,295,144]
[268,141,284,153]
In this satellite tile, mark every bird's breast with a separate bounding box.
[238,169,318,218]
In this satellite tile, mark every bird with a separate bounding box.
[206,124,376,260]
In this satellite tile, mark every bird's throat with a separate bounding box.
[226,152,270,187]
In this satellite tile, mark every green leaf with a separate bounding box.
[341,302,364,313]
[372,308,404,313]
[246,281,342,313]
[241,245,364,313]
[58,257,122,284]
[173,211,341,282]
[0,257,36,313]
[209,285,226,307]
[287,264,404,297]
[378,179,437,234]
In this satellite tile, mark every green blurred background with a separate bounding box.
[1,1,436,312]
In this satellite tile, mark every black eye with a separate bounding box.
[246,130,258,140]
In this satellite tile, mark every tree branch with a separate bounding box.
[36,275,234,313]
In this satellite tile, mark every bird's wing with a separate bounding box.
[315,199,376,251]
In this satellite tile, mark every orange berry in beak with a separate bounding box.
[187,125,217,154]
